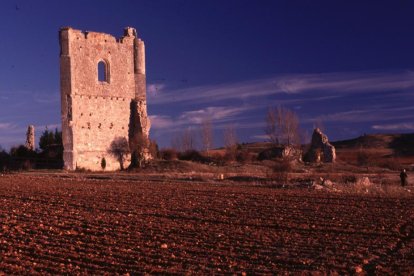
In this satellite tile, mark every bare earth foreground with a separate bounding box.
[0,173,413,274]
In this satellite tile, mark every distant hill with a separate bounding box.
[211,133,414,165]
[332,133,414,157]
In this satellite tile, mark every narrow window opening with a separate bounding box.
[98,61,109,82]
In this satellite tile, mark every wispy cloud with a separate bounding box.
[150,106,249,131]
[372,123,414,131]
[274,71,414,94]
[307,105,414,123]
[147,70,414,105]
[0,122,17,130]
[149,115,175,129]
[179,106,249,124]
[251,134,269,140]
[33,92,60,104]
[147,83,166,95]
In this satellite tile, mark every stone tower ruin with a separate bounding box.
[60,27,151,171]
[25,125,35,151]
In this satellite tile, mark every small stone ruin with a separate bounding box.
[305,128,336,163]
[258,145,301,161]
[25,125,35,151]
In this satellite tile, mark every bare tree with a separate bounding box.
[224,124,238,149]
[108,137,130,170]
[171,133,181,152]
[201,117,213,155]
[182,127,196,152]
[171,127,197,152]
[224,124,238,161]
[265,106,283,145]
[265,106,300,146]
[283,108,300,146]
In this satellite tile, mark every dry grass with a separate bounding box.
[309,174,413,197]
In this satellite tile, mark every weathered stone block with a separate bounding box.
[305,128,336,163]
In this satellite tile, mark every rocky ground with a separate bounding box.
[0,173,413,274]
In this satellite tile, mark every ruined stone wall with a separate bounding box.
[305,128,336,163]
[60,27,150,171]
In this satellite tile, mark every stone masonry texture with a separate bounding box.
[60,27,150,171]
[306,128,336,163]
[25,125,35,151]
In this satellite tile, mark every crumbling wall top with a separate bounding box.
[59,27,139,44]
[124,27,137,37]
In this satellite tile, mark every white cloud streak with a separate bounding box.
[372,123,414,131]
[148,70,414,105]
[149,106,249,131]
[0,123,16,130]
[307,105,414,123]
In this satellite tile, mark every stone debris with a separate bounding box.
[357,176,371,187]
[312,183,325,190]
[305,128,336,163]
[322,178,334,187]
[311,178,341,192]
[258,145,301,161]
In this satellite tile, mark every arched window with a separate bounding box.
[98,60,109,82]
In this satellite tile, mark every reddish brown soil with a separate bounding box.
[0,174,413,274]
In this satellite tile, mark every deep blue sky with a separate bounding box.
[0,0,414,149]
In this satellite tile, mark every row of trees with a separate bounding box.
[170,105,303,155]
[170,120,239,157]
[0,128,63,171]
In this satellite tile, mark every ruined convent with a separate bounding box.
[60,27,151,171]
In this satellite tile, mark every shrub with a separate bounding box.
[236,151,255,164]
[270,158,293,185]
[209,153,226,166]
[149,140,159,159]
[9,145,37,170]
[178,150,209,163]
[273,158,293,172]
[341,174,357,184]
[378,158,401,171]
[101,158,106,170]
[224,150,237,164]
[159,148,178,161]
[258,147,279,161]
[0,150,10,172]
[357,149,374,167]
[75,166,91,173]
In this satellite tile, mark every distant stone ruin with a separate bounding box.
[60,27,151,171]
[305,128,336,163]
[258,145,301,161]
[25,125,35,151]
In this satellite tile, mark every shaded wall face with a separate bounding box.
[61,29,137,171]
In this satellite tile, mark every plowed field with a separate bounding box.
[1,174,413,274]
